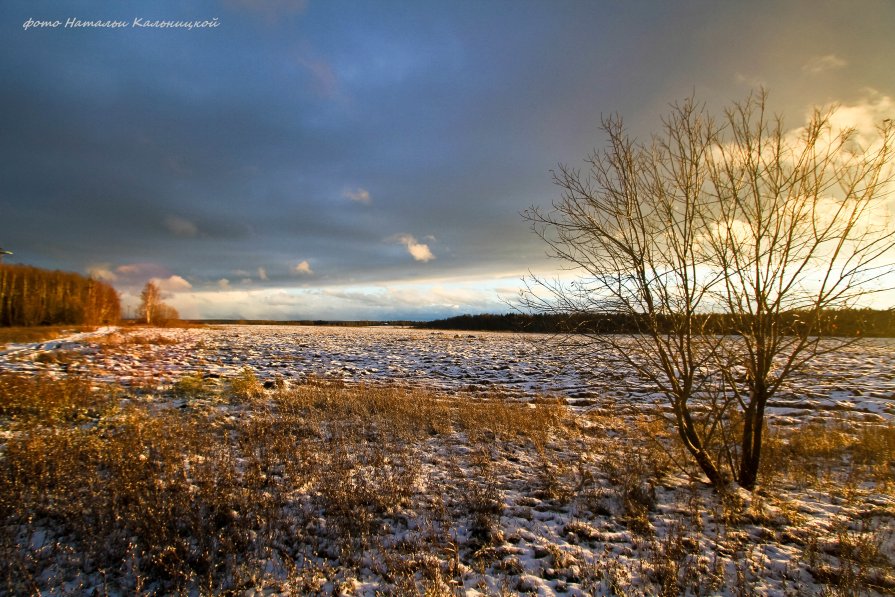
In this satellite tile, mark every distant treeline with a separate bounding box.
[417,310,895,337]
[191,319,418,327]
[0,264,120,327]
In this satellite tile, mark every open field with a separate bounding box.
[2,325,894,424]
[1,325,894,595]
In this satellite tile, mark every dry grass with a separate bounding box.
[121,321,205,330]
[761,420,895,490]
[0,325,93,348]
[172,372,217,400]
[0,373,115,423]
[94,330,181,348]
[0,370,893,595]
[0,372,571,594]
[228,367,265,402]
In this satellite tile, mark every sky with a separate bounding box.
[2,0,894,320]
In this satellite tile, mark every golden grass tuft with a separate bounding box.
[229,367,265,402]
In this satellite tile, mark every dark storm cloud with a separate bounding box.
[2,0,558,282]
[2,0,894,318]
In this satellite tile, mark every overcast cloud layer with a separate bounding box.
[2,0,894,319]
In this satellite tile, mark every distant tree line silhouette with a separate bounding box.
[193,319,416,327]
[419,309,895,337]
[0,264,120,327]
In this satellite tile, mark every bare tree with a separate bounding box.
[153,303,180,326]
[705,92,895,488]
[138,281,180,326]
[522,91,895,490]
[138,281,162,325]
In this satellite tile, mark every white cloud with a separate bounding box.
[826,92,894,140]
[164,215,198,238]
[776,93,895,166]
[129,273,555,320]
[257,267,268,280]
[105,263,171,288]
[152,275,193,293]
[294,260,314,275]
[393,233,435,262]
[218,278,231,289]
[117,263,157,276]
[803,54,847,74]
[343,186,372,204]
[87,264,117,282]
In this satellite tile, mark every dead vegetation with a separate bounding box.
[0,325,94,349]
[0,368,893,595]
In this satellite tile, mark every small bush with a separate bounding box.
[173,372,215,399]
[229,367,264,401]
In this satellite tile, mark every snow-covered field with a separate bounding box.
[1,325,894,595]
[3,324,894,424]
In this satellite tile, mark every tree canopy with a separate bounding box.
[0,264,120,327]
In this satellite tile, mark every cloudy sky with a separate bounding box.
[2,0,894,320]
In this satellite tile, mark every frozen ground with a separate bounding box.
[2,324,893,424]
[1,325,894,595]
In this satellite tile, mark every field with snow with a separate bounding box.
[4,324,895,424]
[1,324,894,595]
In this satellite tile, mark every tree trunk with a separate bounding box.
[692,446,725,487]
[674,401,725,487]
[737,383,768,490]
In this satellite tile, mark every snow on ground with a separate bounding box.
[1,325,894,595]
[2,324,893,424]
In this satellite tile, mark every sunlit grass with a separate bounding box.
[0,370,892,595]
[0,325,94,349]
[0,373,116,422]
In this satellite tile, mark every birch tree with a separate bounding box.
[139,281,162,325]
[138,281,179,325]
